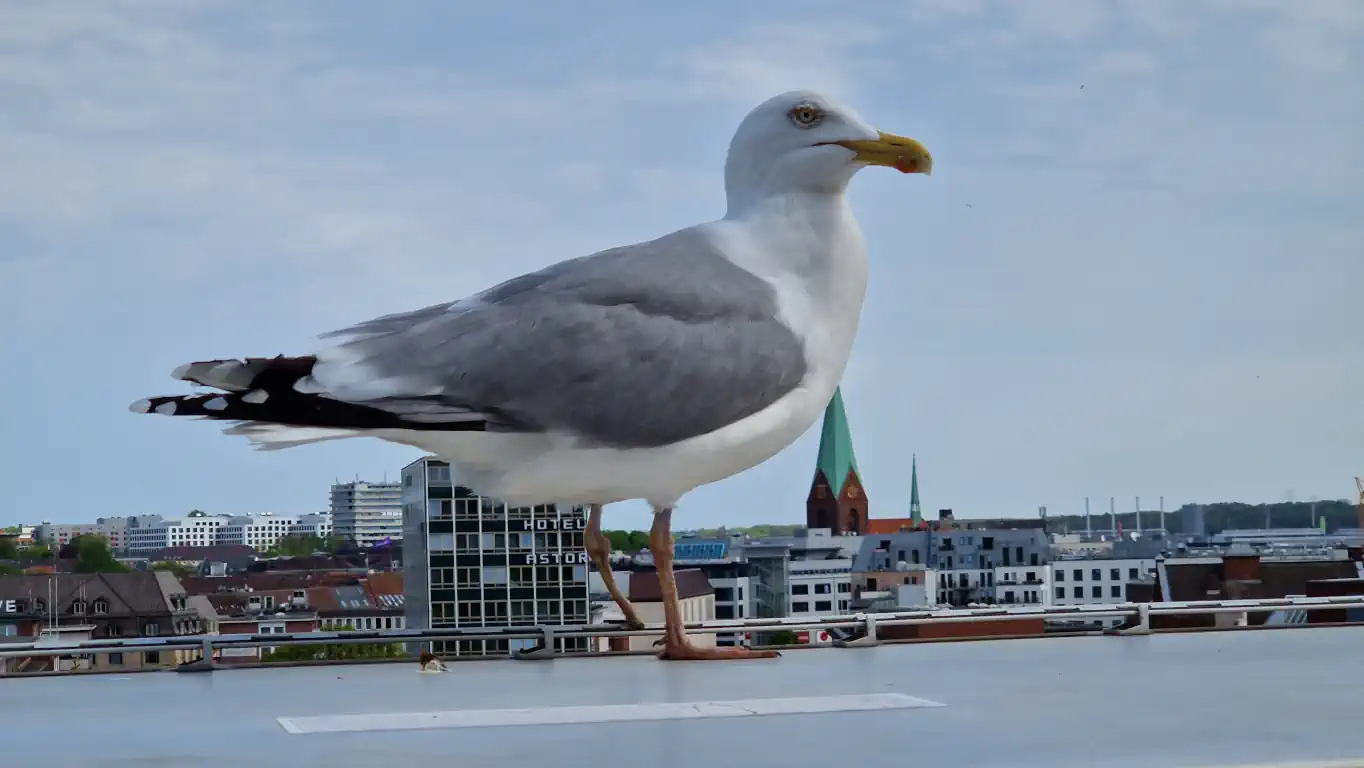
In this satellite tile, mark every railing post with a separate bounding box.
[835,614,881,648]
[512,626,558,661]
[1111,604,1151,636]
[175,637,217,673]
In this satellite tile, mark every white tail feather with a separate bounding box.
[221,423,363,451]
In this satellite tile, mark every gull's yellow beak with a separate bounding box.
[832,132,933,176]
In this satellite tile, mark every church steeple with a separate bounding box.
[806,386,868,534]
[816,387,859,496]
[909,454,922,525]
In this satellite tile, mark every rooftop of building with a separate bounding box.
[3,626,1362,766]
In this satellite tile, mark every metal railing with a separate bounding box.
[1,595,1361,663]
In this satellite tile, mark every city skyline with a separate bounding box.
[2,2,1360,529]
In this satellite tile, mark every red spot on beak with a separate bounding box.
[894,157,916,174]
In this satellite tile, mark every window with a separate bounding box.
[455,533,479,552]
[428,533,454,552]
[1029,553,1038,566]
[108,652,123,665]
[1055,587,1064,600]
[431,567,454,588]
[1091,586,1101,598]
[814,600,833,612]
[144,651,160,664]
[792,601,809,612]
[814,583,831,594]
[791,584,809,595]
[143,623,159,636]
[1025,571,1036,583]
[457,602,483,619]
[427,463,451,484]
[106,624,123,638]
[837,582,850,593]
[1073,587,1083,598]
[510,566,533,586]
[427,500,452,520]
[70,600,86,615]
[1055,570,1064,582]
[92,598,109,615]
[1129,568,1139,579]
[481,533,506,550]
[1073,569,1082,581]
[1091,569,1101,581]
[482,566,508,585]
[1110,568,1120,580]
[1111,586,1122,598]
[1015,546,1023,562]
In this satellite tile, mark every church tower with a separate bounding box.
[909,454,922,526]
[805,387,868,534]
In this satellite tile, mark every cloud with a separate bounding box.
[0,0,1359,527]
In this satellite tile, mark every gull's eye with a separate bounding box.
[789,103,824,128]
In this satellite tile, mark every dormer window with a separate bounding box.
[71,600,87,615]
[92,598,109,615]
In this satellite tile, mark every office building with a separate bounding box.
[330,481,402,546]
[122,512,334,555]
[401,457,590,658]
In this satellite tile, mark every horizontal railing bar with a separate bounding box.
[1,595,1359,660]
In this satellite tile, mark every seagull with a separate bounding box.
[129,90,932,661]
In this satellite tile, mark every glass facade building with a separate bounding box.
[401,457,590,658]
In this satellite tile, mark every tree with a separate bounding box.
[22,545,52,563]
[260,622,405,662]
[71,535,129,574]
[0,537,17,561]
[265,534,345,557]
[0,564,21,576]
[604,530,651,553]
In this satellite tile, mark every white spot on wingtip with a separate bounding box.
[204,397,228,411]
[129,399,152,414]
[242,389,269,404]
[154,402,177,415]
[171,363,193,380]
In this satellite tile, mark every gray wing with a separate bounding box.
[311,227,810,449]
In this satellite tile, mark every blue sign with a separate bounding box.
[674,541,728,561]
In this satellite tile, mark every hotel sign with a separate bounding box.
[519,518,586,531]
[1,599,20,614]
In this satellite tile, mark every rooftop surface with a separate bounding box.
[6,627,1364,767]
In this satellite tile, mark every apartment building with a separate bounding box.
[330,482,402,546]
[123,512,334,555]
[1052,557,1157,605]
[401,457,590,659]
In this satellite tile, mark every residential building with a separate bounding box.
[330,481,402,546]
[591,569,715,653]
[123,512,333,555]
[996,565,1051,605]
[208,590,319,662]
[852,521,1051,606]
[401,457,591,659]
[1051,557,1157,606]
[0,571,204,674]
[35,518,133,552]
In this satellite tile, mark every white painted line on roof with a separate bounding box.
[276,692,945,735]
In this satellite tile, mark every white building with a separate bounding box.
[123,512,336,555]
[787,557,853,617]
[1050,557,1157,605]
[330,481,403,546]
[994,565,1052,606]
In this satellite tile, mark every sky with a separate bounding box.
[1,0,1360,531]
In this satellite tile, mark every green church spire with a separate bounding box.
[909,454,922,524]
[815,387,859,496]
